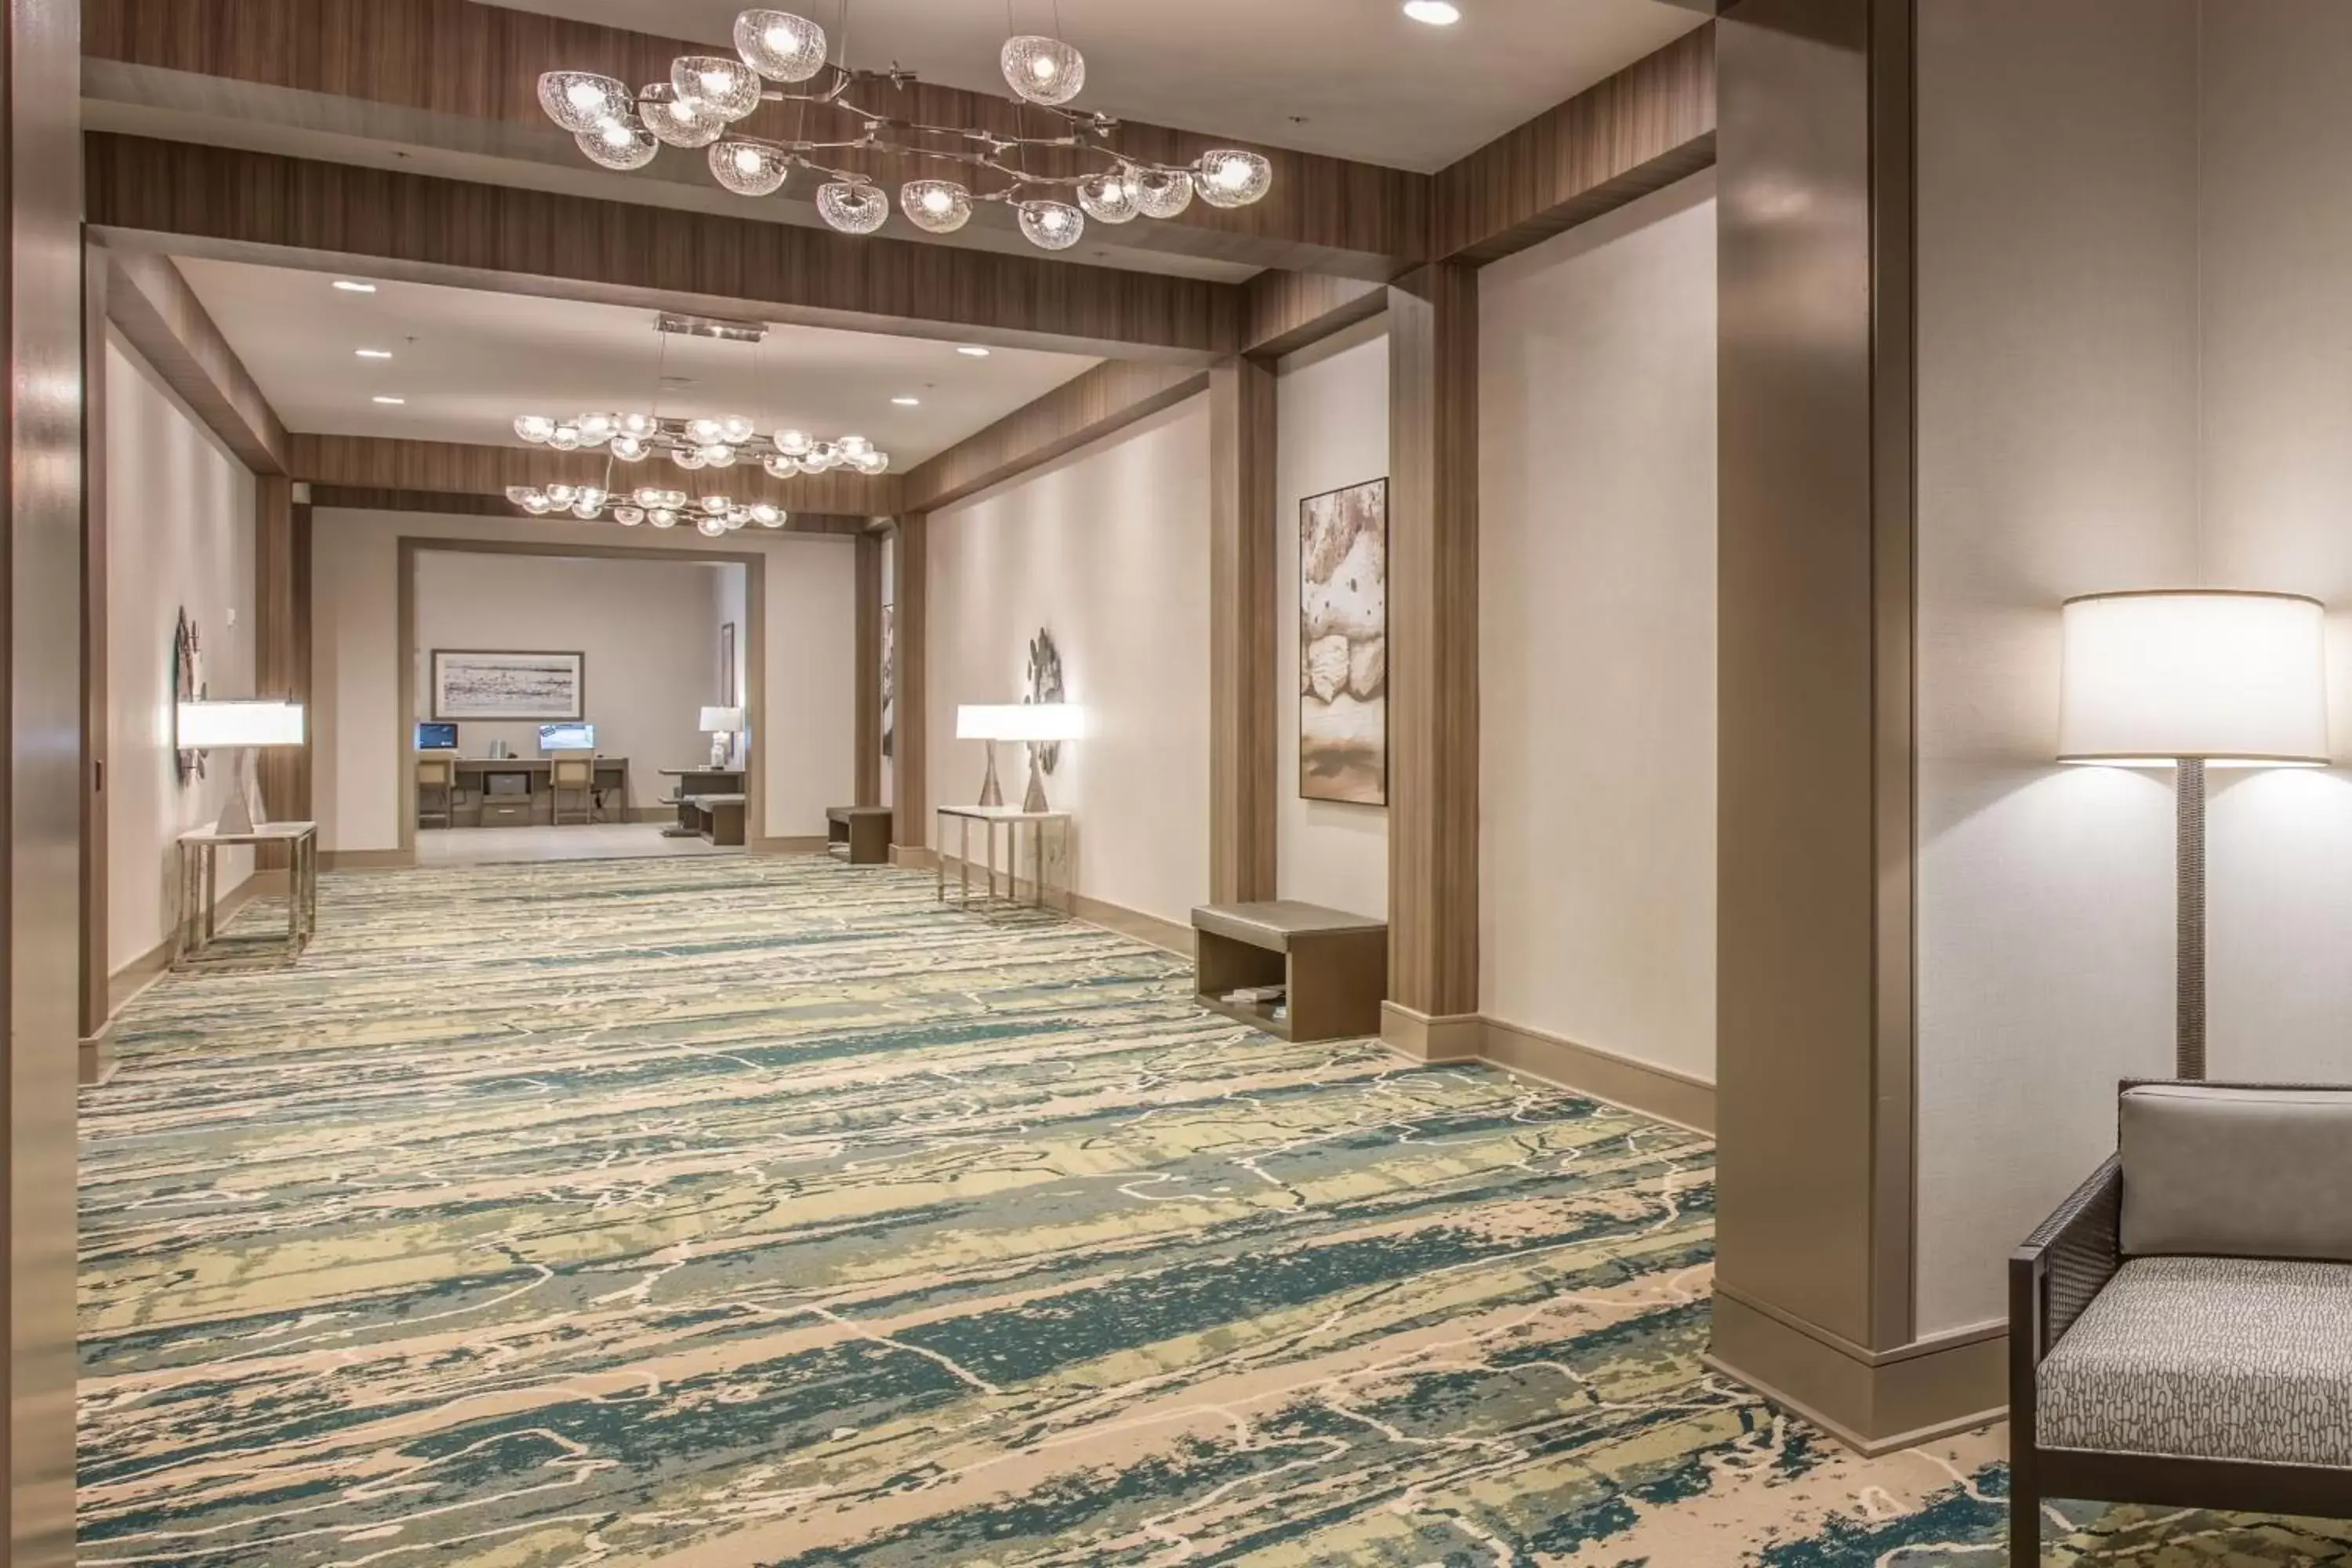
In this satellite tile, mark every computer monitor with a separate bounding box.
[539,721,595,753]
[416,721,458,751]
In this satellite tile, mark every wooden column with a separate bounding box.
[890,514,929,855]
[854,532,883,807]
[1381,263,1482,1060]
[253,474,309,865]
[1208,356,1278,904]
[81,247,111,1044]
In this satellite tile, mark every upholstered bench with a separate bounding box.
[2010,1082,2352,1561]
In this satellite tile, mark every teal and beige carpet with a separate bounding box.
[77,856,2352,1565]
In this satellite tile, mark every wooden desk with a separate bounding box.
[418,754,630,828]
[935,804,1072,909]
[827,806,892,864]
[176,821,318,969]
[679,793,746,847]
[659,768,746,838]
[1191,901,1387,1043]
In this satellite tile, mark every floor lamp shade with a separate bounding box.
[2056,590,2331,1081]
[2058,590,2330,768]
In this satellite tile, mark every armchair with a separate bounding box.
[2010,1080,2352,1563]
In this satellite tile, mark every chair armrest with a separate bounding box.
[2011,1152,2122,1363]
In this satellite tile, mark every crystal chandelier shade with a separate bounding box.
[514,409,891,477]
[537,9,1272,251]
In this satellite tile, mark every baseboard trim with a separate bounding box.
[1479,1014,1717,1136]
[625,805,671,823]
[750,836,827,855]
[1705,1288,2008,1454]
[1069,892,1192,957]
[95,869,270,1060]
[321,848,415,871]
[1380,1001,1484,1063]
[891,844,938,870]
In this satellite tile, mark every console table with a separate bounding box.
[935,804,1072,910]
[1190,901,1387,1042]
[176,820,318,970]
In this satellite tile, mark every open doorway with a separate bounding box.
[401,541,760,867]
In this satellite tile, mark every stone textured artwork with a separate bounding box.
[1300,477,1388,805]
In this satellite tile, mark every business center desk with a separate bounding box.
[419,753,630,828]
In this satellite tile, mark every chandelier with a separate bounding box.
[505,481,789,536]
[537,9,1275,253]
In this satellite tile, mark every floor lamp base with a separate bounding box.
[2176,757,2206,1081]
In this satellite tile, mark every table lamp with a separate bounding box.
[2057,590,2330,1078]
[699,706,745,769]
[176,699,307,835]
[956,704,1016,807]
[995,702,1085,811]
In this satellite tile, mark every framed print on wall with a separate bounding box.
[1299,477,1388,806]
[431,649,586,721]
[719,621,739,708]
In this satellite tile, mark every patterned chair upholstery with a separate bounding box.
[2010,1082,2352,1563]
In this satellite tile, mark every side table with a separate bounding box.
[175,820,318,969]
[935,805,1073,910]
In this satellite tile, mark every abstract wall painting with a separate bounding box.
[1299,477,1388,806]
[431,649,586,721]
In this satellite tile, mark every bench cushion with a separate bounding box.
[2039,1254,2352,1468]
[2121,1083,2352,1260]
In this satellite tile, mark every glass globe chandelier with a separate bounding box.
[537,9,1274,252]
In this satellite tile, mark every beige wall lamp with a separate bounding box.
[2058,590,2331,1077]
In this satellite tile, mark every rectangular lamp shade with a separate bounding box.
[956,702,1084,742]
[176,699,305,749]
[699,706,746,731]
[2058,590,2330,767]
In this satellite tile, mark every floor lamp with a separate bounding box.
[2057,590,2331,1079]
[176,699,307,834]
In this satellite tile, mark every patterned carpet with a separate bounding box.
[76,855,2352,1566]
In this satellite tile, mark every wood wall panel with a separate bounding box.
[289,434,898,517]
[1384,264,1481,1024]
[80,248,111,1040]
[87,135,1245,361]
[1433,24,1716,265]
[890,514,929,851]
[855,533,882,808]
[82,0,1423,278]
[6,0,89,1555]
[101,249,289,474]
[902,361,1210,514]
[1208,358,1278,903]
[1243,272,1389,361]
[252,478,309,864]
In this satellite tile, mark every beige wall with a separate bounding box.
[1276,317,1391,919]
[314,510,855,851]
[412,550,737,809]
[928,396,1212,926]
[1477,173,1719,1086]
[105,332,257,972]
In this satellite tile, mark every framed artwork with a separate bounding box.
[880,604,896,760]
[1298,477,1388,806]
[431,649,586,721]
[719,621,739,708]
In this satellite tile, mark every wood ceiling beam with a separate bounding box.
[305,485,869,535]
[82,0,1425,280]
[289,434,899,523]
[1242,272,1389,361]
[899,361,1209,514]
[86,134,1245,361]
[100,248,290,474]
[1432,23,1716,267]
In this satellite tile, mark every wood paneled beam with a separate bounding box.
[82,0,1424,280]
[86,135,1245,361]
[854,534,883,807]
[1382,263,1481,1054]
[1433,24,1716,266]
[100,249,289,474]
[902,361,1210,514]
[889,514,929,855]
[304,485,868,535]
[288,434,898,520]
[1208,358,1278,904]
[1242,272,1389,361]
[253,477,309,862]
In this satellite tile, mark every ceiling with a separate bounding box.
[174,257,1102,464]
[477,0,1707,172]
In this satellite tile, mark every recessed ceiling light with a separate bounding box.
[332,280,377,293]
[891,395,922,406]
[956,345,992,358]
[372,395,405,405]
[1404,0,1461,23]
[355,348,394,360]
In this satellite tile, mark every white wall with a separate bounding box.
[1478,173,1719,1086]
[412,550,731,808]
[1276,318,1391,918]
[106,332,257,972]
[314,510,855,851]
[929,396,1212,926]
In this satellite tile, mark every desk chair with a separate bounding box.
[550,753,598,826]
[416,756,456,828]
